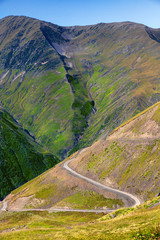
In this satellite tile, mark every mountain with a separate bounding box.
[0,16,160,159]
[0,108,58,200]
[4,102,160,210]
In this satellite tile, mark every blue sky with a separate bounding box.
[0,0,160,28]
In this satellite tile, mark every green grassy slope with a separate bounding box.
[0,16,74,159]
[0,197,159,239]
[65,22,160,151]
[0,16,160,159]
[0,108,58,200]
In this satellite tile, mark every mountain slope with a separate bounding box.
[0,108,58,200]
[0,16,160,159]
[69,101,160,200]
[4,102,160,209]
[0,16,75,158]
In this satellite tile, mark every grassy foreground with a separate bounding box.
[0,198,159,239]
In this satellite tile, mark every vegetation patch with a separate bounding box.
[35,185,55,200]
[66,74,95,145]
[53,190,124,209]
[132,224,160,240]
[152,104,160,125]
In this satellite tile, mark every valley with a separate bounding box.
[2,102,160,212]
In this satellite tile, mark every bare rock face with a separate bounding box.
[146,26,160,43]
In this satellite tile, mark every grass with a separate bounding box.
[35,185,55,200]
[132,224,160,239]
[53,190,124,209]
[0,198,159,239]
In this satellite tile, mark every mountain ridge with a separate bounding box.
[0,15,160,159]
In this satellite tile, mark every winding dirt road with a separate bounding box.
[64,151,141,208]
[1,149,141,213]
